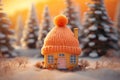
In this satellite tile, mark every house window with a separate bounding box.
[70,55,76,64]
[59,53,64,57]
[48,55,54,64]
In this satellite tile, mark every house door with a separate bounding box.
[57,54,66,69]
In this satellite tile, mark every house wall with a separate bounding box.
[44,53,79,69]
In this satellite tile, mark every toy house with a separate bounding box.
[41,15,81,69]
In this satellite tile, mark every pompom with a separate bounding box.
[54,14,68,27]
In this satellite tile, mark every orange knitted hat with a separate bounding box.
[41,15,81,55]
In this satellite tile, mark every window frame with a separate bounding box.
[48,55,54,64]
[70,55,76,64]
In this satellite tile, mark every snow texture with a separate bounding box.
[29,34,34,38]
[89,51,98,57]
[89,42,95,46]
[84,29,89,33]
[0,46,8,52]
[89,25,98,31]
[0,33,5,38]
[94,11,102,14]
[88,34,96,39]
[110,34,118,40]
[88,4,95,8]
[102,16,108,20]
[98,35,108,41]
[89,18,96,22]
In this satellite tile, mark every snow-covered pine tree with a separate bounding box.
[21,4,39,49]
[37,6,52,49]
[115,1,120,39]
[15,16,24,46]
[63,0,82,33]
[81,0,119,57]
[0,1,14,57]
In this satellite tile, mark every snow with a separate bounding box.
[101,23,110,32]
[83,38,89,42]
[89,25,98,31]
[105,28,110,32]
[94,11,102,14]
[42,30,48,34]
[29,34,34,38]
[14,49,41,57]
[102,16,108,20]
[88,34,96,39]
[98,35,108,41]
[28,39,35,43]
[84,29,89,33]
[0,46,8,52]
[89,42,95,46]
[33,26,38,30]
[109,34,118,40]
[0,33,5,38]
[88,4,95,8]
[89,18,96,22]
[35,31,39,36]
[1,57,120,80]
[89,51,98,58]
[101,23,110,28]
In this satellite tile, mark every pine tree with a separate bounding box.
[63,0,82,33]
[15,16,24,46]
[37,6,52,49]
[81,0,119,57]
[0,1,14,57]
[21,4,39,49]
[115,1,120,38]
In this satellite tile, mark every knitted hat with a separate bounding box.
[41,15,81,55]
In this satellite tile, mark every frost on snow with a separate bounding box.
[89,51,98,57]
[88,42,95,46]
[98,35,108,41]
[94,11,102,14]
[89,25,98,31]
[88,34,96,39]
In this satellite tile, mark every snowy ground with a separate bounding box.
[0,57,120,80]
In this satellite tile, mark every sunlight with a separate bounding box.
[3,0,48,15]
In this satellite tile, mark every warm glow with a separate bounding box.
[1,0,118,28]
